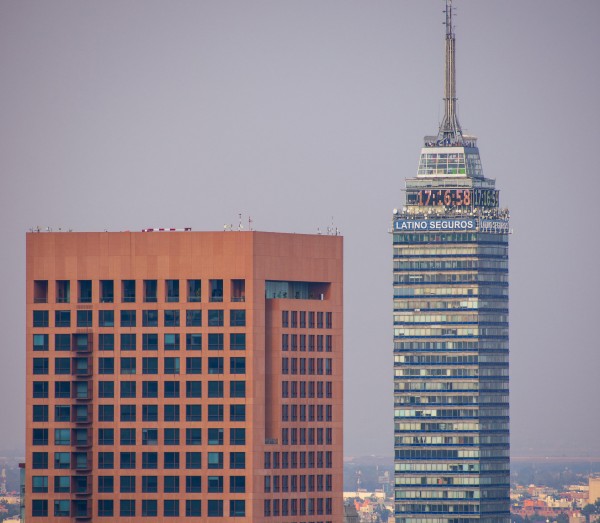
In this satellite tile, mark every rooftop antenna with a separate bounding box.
[437,0,464,146]
[248,216,253,231]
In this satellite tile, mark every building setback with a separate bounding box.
[392,1,510,522]
[25,230,343,522]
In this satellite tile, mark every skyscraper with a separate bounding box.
[392,2,510,522]
[25,230,343,522]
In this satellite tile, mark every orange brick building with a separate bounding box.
[25,230,343,522]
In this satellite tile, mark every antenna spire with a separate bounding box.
[437,0,463,145]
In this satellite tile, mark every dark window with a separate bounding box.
[166,279,179,302]
[98,333,114,351]
[98,428,114,445]
[164,357,180,374]
[230,452,245,469]
[142,310,158,327]
[186,499,202,517]
[120,357,136,375]
[186,333,202,350]
[208,357,223,374]
[164,499,179,517]
[142,500,157,517]
[33,405,48,422]
[32,499,48,517]
[142,405,158,422]
[33,381,48,398]
[187,279,201,302]
[54,405,70,422]
[142,475,157,493]
[120,310,136,327]
[207,499,223,517]
[186,380,202,398]
[164,475,179,493]
[326,311,333,328]
[282,310,289,327]
[230,357,246,374]
[120,499,135,517]
[164,381,180,398]
[33,334,49,351]
[230,500,246,517]
[121,333,136,351]
[230,475,246,493]
[54,428,70,445]
[208,309,223,326]
[230,333,246,350]
[120,428,136,446]
[208,404,224,422]
[230,428,246,445]
[98,452,113,469]
[208,333,223,350]
[186,310,202,327]
[186,357,202,374]
[207,475,223,493]
[32,428,48,445]
[208,428,223,445]
[209,279,223,302]
[164,333,180,350]
[186,452,202,469]
[208,380,223,398]
[143,280,157,303]
[100,280,113,303]
[230,309,246,326]
[32,452,48,469]
[122,280,135,303]
[142,380,158,398]
[99,357,114,375]
[186,476,202,493]
[142,333,158,351]
[164,309,180,327]
[164,428,180,445]
[55,333,70,351]
[142,428,158,445]
[33,310,48,327]
[33,280,48,303]
[186,428,202,445]
[142,452,158,469]
[230,381,246,398]
[98,499,113,517]
[186,404,202,421]
[78,280,92,303]
[164,452,180,469]
[120,476,135,493]
[120,405,136,422]
[98,476,113,493]
[33,357,48,375]
[207,452,223,469]
[142,357,158,374]
[230,404,246,422]
[164,404,180,422]
[231,279,245,302]
[56,280,70,303]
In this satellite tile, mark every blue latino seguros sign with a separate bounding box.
[394,219,509,232]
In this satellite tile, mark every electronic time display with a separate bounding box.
[406,188,499,208]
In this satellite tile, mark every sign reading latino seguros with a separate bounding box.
[394,218,509,233]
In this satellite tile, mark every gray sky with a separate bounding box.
[1,1,599,458]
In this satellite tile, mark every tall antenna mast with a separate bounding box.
[437,0,463,145]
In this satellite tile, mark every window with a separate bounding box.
[33,357,48,375]
[142,405,158,422]
[100,280,113,303]
[207,452,223,469]
[120,428,136,445]
[230,309,246,326]
[120,499,135,517]
[230,333,246,350]
[208,309,224,326]
[282,310,289,327]
[98,476,114,493]
[33,280,48,303]
[164,309,180,326]
[142,475,157,493]
[208,357,223,374]
[184,380,200,398]
[143,280,157,302]
[186,333,202,351]
[164,404,180,422]
[78,280,92,303]
[164,333,180,350]
[33,334,49,351]
[142,309,158,326]
[122,280,135,302]
[98,499,114,517]
[142,428,158,445]
[164,452,179,469]
[120,311,136,328]
[230,380,246,398]
[32,499,48,517]
[208,404,223,422]
[282,334,289,351]
[33,380,48,398]
[230,500,246,517]
[230,452,245,469]
[186,452,202,469]
[208,428,223,445]
[32,428,48,445]
[55,333,70,351]
[142,380,158,398]
[207,475,223,493]
[98,405,115,421]
[230,404,246,422]
[33,405,48,422]
[230,428,246,445]
[164,499,179,517]
[166,279,179,302]
[164,475,179,493]
[230,475,246,493]
[99,357,114,375]
[326,311,333,328]
[98,428,114,445]
[207,500,223,517]
[186,310,202,327]
[208,381,223,398]
[186,476,201,493]
[186,357,202,374]
[98,333,114,350]
[120,405,136,422]
[164,428,180,445]
[33,310,48,327]
[187,279,201,302]
[54,405,70,422]
[208,333,223,350]
[120,476,135,493]
[32,452,48,469]
[164,357,180,374]
[98,452,113,469]
[209,279,223,302]
[120,357,136,375]
[230,357,246,374]
[186,404,202,421]
[56,280,70,303]
[186,499,202,517]
[142,500,157,517]
[186,428,202,445]
[143,357,158,374]
[51,475,69,493]
[99,381,114,398]
[164,381,180,398]
[143,333,158,351]
[142,452,158,469]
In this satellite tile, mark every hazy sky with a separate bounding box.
[1,1,599,458]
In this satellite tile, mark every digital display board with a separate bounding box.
[406,188,499,208]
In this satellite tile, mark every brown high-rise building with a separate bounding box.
[25,230,343,522]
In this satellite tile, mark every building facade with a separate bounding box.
[25,230,343,522]
[392,2,510,522]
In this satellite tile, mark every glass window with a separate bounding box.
[98,476,114,493]
[230,500,246,517]
[230,309,246,326]
[53,381,70,398]
[33,280,48,303]
[142,310,158,327]
[98,499,113,517]
[208,404,223,422]
[230,381,246,398]
[100,280,113,303]
[33,334,49,351]
[164,404,180,422]
[120,405,136,422]
[208,428,223,445]
[120,499,135,517]
[164,333,180,350]
[164,381,180,398]
[120,357,136,375]
[207,475,223,493]
[209,279,223,302]
[186,404,202,422]
[186,428,202,445]
[164,428,180,446]
[230,404,246,422]
[53,476,70,493]
[207,499,223,517]
[208,381,223,398]
[78,280,92,303]
[32,499,48,517]
[142,357,158,374]
[230,428,246,446]
[164,357,180,374]
[208,333,223,350]
[33,405,48,422]
[231,279,245,302]
[230,357,246,374]
[142,405,158,422]
[164,451,180,469]
[166,280,179,302]
[142,475,157,493]
[207,452,223,469]
[186,381,202,398]
[164,475,179,493]
[186,333,202,350]
[33,310,48,327]
[122,280,135,303]
[54,452,71,469]
[99,381,114,398]
[54,428,69,445]
[186,357,202,374]
[99,357,114,375]
[164,499,179,517]
[120,452,136,469]
[142,500,157,517]
[54,405,70,422]
[230,333,246,350]
[32,428,48,445]
[142,452,158,469]
[142,380,158,398]
[98,428,114,445]
[120,428,136,445]
[186,475,201,493]
[144,280,157,303]
[55,333,70,351]
[142,428,158,445]
[56,280,70,303]
[187,279,201,302]
[208,309,223,326]
[186,310,202,327]
[186,499,202,517]
[208,357,223,374]
[98,334,114,351]
[230,452,245,469]
[164,309,180,327]
[120,310,136,327]
[33,357,49,375]
[142,333,158,351]
[120,333,136,351]
[230,475,246,493]
[186,452,202,469]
